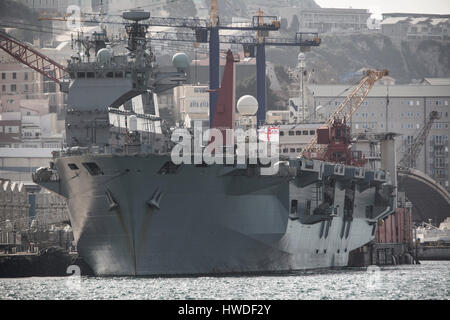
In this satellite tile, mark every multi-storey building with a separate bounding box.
[0,180,29,232]
[308,83,450,190]
[0,57,66,116]
[380,13,450,42]
[173,84,210,129]
[16,0,98,14]
[297,7,371,33]
[0,62,42,97]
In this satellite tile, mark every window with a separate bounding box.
[279,131,284,136]
[24,72,28,80]
[296,131,301,135]
[283,148,288,153]
[1,85,5,92]
[309,130,315,135]
[435,158,445,168]
[297,148,302,153]
[106,72,114,78]
[303,130,308,135]
[114,72,123,78]
[289,131,294,136]
[68,163,79,170]
[86,72,95,78]
[82,162,103,176]
[11,84,16,92]
[1,73,5,80]
[407,136,414,145]
[77,72,86,78]
[290,200,298,214]
[12,73,16,79]
[290,148,296,153]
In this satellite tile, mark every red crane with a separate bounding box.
[0,32,69,85]
[302,69,389,166]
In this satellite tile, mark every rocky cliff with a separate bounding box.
[266,33,450,84]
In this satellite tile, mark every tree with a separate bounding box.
[235,74,281,111]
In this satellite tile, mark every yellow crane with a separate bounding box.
[301,69,389,157]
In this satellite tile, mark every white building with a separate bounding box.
[308,84,450,190]
[0,148,55,182]
[173,84,210,128]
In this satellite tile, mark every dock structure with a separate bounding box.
[349,193,418,267]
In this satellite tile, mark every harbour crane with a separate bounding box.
[0,31,69,87]
[301,69,389,165]
[38,0,281,126]
[398,111,441,169]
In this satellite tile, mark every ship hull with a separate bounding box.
[39,154,391,276]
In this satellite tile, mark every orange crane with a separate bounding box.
[301,69,388,164]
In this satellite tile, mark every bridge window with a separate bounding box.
[82,162,103,176]
[68,163,79,170]
[290,200,298,214]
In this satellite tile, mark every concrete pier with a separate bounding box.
[417,246,450,260]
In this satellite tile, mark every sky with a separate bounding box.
[314,0,450,16]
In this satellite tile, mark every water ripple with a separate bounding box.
[0,261,448,300]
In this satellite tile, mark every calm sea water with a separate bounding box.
[0,261,448,300]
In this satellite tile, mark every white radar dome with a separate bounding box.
[237,95,258,116]
[96,48,113,65]
[128,115,138,131]
[172,52,191,70]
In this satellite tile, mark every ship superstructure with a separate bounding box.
[30,10,396,276]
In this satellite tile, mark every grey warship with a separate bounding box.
[33,10,396,276]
